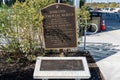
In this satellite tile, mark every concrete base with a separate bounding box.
[42,79,81,80]
[33,57,91,79]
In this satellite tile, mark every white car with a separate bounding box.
[112,8,120,13]
[102,8,114,13]
[102,8,120,13]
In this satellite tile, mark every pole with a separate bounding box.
[83,19,87,50]
[90,0,92,6]
[74,0,80,8]
[107,0,109,7]
[3,0,5,4]
[91,0,92,6]
[58,0,60,3]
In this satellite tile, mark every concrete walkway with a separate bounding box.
[84,30,120,80]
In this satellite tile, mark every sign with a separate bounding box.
[41,3,77,49]
[90,12,101,32]
[91,17,101,31]
[33,57,91,79]
[40,60,84,71]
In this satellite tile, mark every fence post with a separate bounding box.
[83,19,87,50]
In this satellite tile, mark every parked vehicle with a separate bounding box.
[87,7,94,12]
[94,8,102,12]
[102,8,114,13]
[102,8,120,13]
[112,8,120,13]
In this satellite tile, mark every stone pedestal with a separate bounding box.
[33,57,91,80]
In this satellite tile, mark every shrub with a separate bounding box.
[0,0,55,58]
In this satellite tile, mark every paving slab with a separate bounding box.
[80,29,120,80]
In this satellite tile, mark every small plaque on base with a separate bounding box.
[33,57,91,79]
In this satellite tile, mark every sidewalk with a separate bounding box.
[82,30,120,80]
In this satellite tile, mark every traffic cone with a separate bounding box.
[101,20,106,31]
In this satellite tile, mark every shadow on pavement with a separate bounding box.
[79,42,120,61]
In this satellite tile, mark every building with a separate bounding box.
[56,0,80,8]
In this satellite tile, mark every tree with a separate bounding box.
[77,5,90,38]
[80,0,86,8]
[109,2,119,8]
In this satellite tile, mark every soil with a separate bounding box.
[0,50,104,80]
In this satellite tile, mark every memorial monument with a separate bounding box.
[41,3,77,49]
[33,3,91,80]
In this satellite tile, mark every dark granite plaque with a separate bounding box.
[41,3,77,49]
[40,60,84,71]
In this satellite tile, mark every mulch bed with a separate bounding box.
[0,51,105,80]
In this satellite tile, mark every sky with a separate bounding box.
[86,0,120,3]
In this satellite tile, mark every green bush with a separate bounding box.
[0,0,55,58]
[77,6,90,38]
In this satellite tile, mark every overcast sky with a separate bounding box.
[86,0,120,3]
